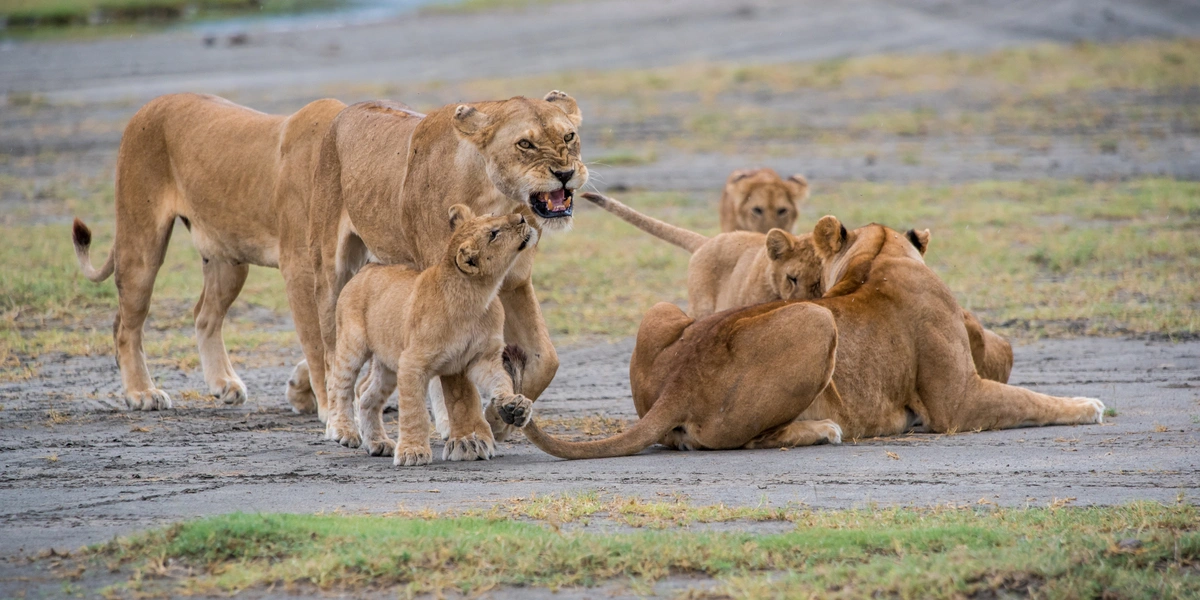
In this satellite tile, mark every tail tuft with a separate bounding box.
[72,218,92,249]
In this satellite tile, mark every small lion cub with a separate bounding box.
[324,205,537,466]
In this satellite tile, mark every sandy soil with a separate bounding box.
[1,1,1199,595]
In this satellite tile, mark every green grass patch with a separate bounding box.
[90,497,1199,598]
[0,0,343,35]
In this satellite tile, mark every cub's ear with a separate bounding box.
[765,229,794,261]
[544,90,582,126]
[453,105,493,138]
[448,204,476,231]
[906,228,931,255]
[455,241,481,275]
[784,174,810,202]
[726,168,759,185]
[813,215,846,259]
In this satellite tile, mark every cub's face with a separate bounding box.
[448,206,538,279]
[727,168,809,234]
[452,91,587,233]
[764,230,824,301]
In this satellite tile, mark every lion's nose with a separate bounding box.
[551,168,574,185]
[508,214,524,225]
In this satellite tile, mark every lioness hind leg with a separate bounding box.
[357,358,397,457]
[285,360,315,414]
[194,259,249,406]
[112,216,175,411]
[937,378,1105,432]
[745,419,843,449]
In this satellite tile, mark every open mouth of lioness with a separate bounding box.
[529,188,574,219]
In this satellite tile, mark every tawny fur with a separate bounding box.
[307,92,587,436]
[70,93,345,412]
[324,206,537,466]
[718,168,808,234]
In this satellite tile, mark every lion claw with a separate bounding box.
[497,394,533,427]
[125,389,172,411]
[365,437,396,457]
[443,433,494,462]
[394,443,433,467]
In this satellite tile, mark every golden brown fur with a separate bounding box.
[514,301,842,458]
[304,92,587,438]
[324,207,536,465]
[581,192,821,318]
[71,93,345,411]
[719,168,808,233]
[791,216,1103,439]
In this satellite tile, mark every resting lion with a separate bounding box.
[583,191,1012,380]
[718,168,809,233]
[71,93,345,411]
[510,216,1105,459]
[306,91,586,437]
[324,206,535,465]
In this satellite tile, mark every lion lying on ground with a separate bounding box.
[583,191,1012,380]
[305,92,586,440]
[510,216,1103,458]
[324,206,535,465]
[72,93,345,411]
[718,168,809,233]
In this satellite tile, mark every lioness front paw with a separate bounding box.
[1074,397,1105,424]
[126,389,171,411]
[286,361,317,414]
[818,420,843,445]
[213,379,247,406]
[443,433,494,462]
[325,418,361,448]
[364,436,396,457]
[394,442,433,467]
[497,394,533,427]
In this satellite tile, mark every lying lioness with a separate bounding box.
[324,206,536,466]
[512,216,1104,458]
[582,192,820,318]
[583,191,1012,381]
[718,168,809,234]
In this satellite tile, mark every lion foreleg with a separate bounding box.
[744,419,843,448]
[439,373,495,462]
[498,281,558,399]
[467,348,531,431]
[194,259,249,406]
[394,356,434,466]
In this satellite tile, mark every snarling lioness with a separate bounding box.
[72,93,345,410]
[306,92,586,437]
[582,191,1012,380]
[719,168,808,234]
[324,206,536,465]
[513,216,1104,459]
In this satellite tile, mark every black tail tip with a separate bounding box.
[72,218,92,248]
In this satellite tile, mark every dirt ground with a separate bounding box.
[1,1,1199,595]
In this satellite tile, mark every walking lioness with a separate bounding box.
[324,206,535,466]
[72,93,345,411]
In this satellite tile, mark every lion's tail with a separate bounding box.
[71,218,115,283]
[521,400,679,460]
[581,192,708,254]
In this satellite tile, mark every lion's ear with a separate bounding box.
[765,229,794,261]
[813,215,846,259]
[453,105,493,138]
[544,90,582,126]
[455,241,481,275]
[727,168,758,185]
[906,228,931,255]
[784,174,809,202]
[448,204,476,231]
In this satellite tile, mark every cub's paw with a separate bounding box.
[484,402,516,442]
[497,394,533,427]
[394,441,433,467]
[443,433,495,462]
[1074,397,1105,424]
[325,418,361,448]
[285,361,317,414]
[364,436,396,457]
[126,389,171,411]
[213,379,247,406]
[817,420,843,445]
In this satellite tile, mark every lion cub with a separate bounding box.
[324,205,536,466]
[719,167,809,234]
[582,192,820,317]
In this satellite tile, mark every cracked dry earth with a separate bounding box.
[0,337,1197,562]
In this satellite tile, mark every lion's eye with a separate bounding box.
[777,208,788,216]
[788,275,798,285]
[490,229,499,241]
[517,139,535,150]
[564,132,575,143]
[752,207,764,216]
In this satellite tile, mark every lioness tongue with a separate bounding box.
[547,189,568,211]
